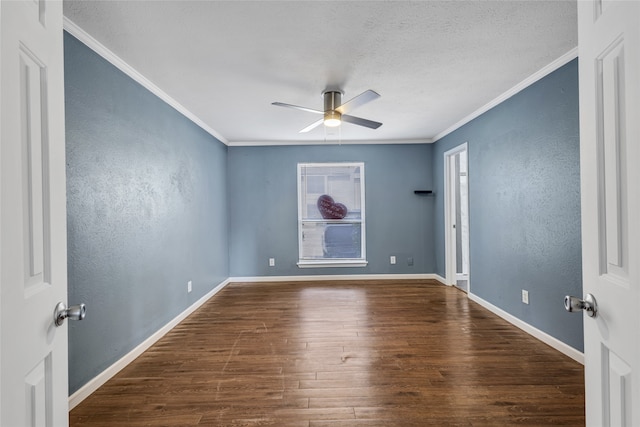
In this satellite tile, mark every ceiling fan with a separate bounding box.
[272,89,382,133]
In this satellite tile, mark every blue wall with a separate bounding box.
[64,33,229,394]
[227,144,434,277]
[432,59,583,351]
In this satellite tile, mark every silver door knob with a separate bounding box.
[53,302,86,327]
[564,294,597,318]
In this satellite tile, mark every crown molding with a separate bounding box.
[227,138,433,147]
[63,17,229,145]
[432,47,579,143]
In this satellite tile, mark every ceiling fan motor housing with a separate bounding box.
[322,91,343,126]
[322,90,343,112]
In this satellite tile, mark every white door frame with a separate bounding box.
[444,142,470,288]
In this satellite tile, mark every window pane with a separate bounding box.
[300,165,361,220]
[306,175,325,194]
[300,222,362,259]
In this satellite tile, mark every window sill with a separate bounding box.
[297,260,368,268]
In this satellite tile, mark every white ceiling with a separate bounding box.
[63,1,578,145]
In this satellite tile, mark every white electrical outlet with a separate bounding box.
[187,280,192,293]
[522,289,529,304]
[269,258,275,267]
[390,256,396,265]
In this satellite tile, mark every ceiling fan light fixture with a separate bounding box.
[324,110,342,127]
[272,89,381,133]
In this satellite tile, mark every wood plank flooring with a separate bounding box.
[70,280,585,426]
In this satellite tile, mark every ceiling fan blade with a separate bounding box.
[272,102,323,115]
[336,90,380,114]
[299,118,324,133]
[342,114,382,129]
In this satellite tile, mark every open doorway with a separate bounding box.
[444,143,470,292]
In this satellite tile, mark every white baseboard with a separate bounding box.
[229,273,443,283]
[467,292,584,365]
[68,278,232,410]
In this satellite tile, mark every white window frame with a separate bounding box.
[297,162,367,268]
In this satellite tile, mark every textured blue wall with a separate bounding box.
[64,33,229,394]
[432,59,583,351]
[228,144,434,277]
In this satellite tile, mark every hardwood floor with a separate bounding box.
[70,280,585,426]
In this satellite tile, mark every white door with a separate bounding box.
[577,1,640,425]
[444,143,470,290]
[1,1,70,426]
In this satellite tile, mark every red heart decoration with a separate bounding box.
[317,194,347,219]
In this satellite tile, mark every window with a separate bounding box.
[297,163,366,267]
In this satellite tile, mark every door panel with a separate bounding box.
[20,43,50,295]
[598,39,627,278]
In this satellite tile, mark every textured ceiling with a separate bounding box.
[63,1,577,145]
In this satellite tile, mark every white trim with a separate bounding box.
[229,273,443,282]
[467,292,584,365]
[62,17,229,145]
[68,278,232,410]
[228,138,433,147]
[432,47,579,142]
